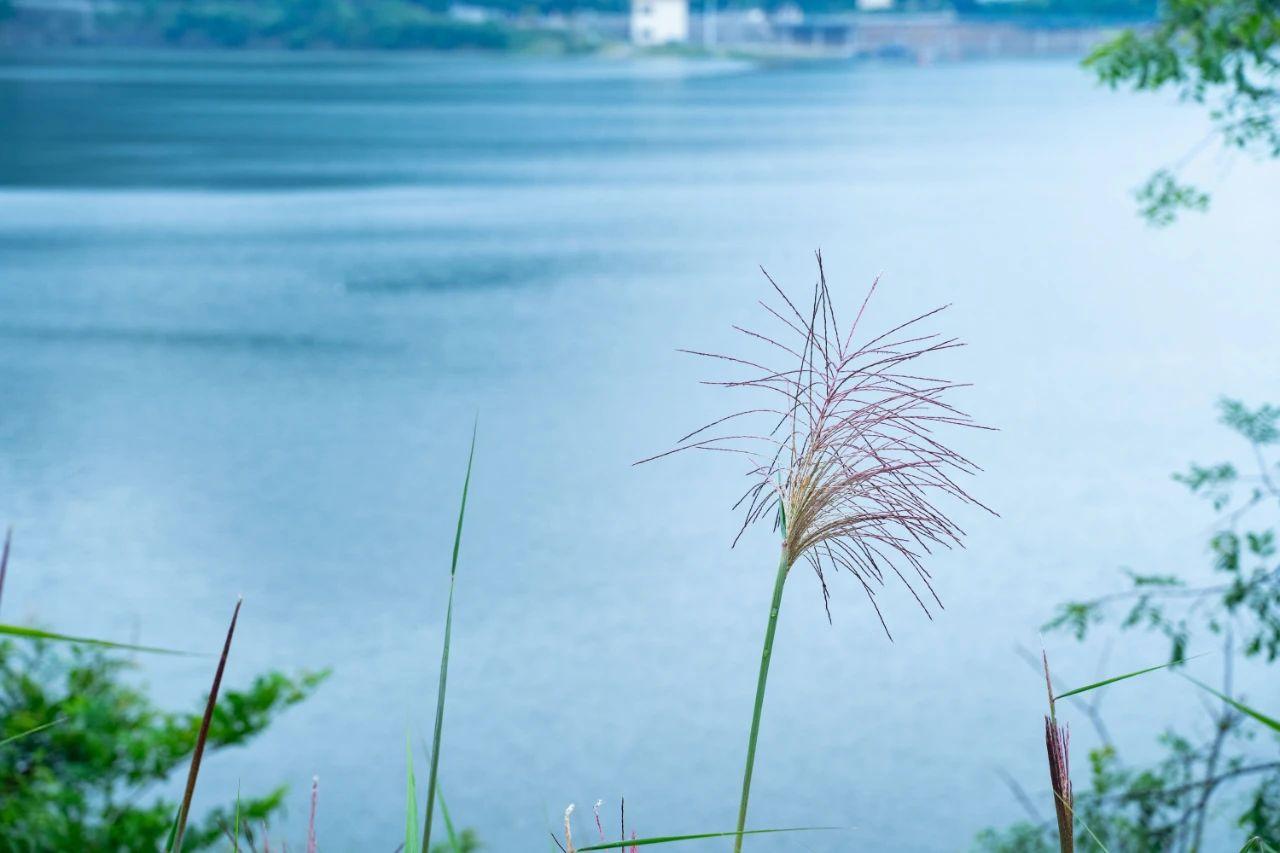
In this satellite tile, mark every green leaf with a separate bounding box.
[576,827,839,850]
[422,420,477,853]
[1133,169,1209,227]
[1219,399,1280,445]
[437,788,461,852]
[0,622,194,655]
[1185,676,1280,734]
[1053,655,1201,702]
[406,735,420,853]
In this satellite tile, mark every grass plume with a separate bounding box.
[642,253,988,850]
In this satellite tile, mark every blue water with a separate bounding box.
[1,50,1276,850]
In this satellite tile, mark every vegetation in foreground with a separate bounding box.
[0,621,326,849]
[977,399,1280,852]
[0,307,1276,851]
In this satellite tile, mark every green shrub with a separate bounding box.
[0,638,326,851]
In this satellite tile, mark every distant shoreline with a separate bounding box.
[0,0,1143,61]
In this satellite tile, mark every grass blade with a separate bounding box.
[422,420,477,853]
[1053,655,1202,702]
[0,622,193,655]
[169,597,242,853]
[0,529,190,656]
[1058,787,1110,852]
[233,782,241,853]
[1185,676,1280,733]
[0,716,66,747]
[438,787,461,852]
[406,735,420,853]
[577,826,838,850]
[0,525,11,612]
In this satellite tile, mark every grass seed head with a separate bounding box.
[643,253,991,635]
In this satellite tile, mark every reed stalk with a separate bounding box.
[733,550,790,853]
[170,597,242,853]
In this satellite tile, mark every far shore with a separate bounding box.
[1,1,1142,63]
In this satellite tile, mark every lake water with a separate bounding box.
[1,50,1276,850]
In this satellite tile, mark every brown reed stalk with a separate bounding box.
[170,597,242,853]
[642,253,990,851]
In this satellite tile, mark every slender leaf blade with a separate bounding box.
[577,826,839,850]
[1185,676,1280,733]
[422,421,477,853]
[1054,655,1202,701]
[0,622,193,655]
[405,735,420,853]
[438,787,461,852]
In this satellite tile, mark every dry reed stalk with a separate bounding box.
[170,597,243,853]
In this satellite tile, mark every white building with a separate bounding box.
[630,0,689,45]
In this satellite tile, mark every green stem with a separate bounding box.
[734,551,792,853]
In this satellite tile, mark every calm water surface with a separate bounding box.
[1,50,1276,850]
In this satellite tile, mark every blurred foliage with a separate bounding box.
[952,0,1155,20]
[0,639,326,851]
[430,828,482,852]
[977,399,1280,852]
[1085,0,1280,225]
[126,0,598,50]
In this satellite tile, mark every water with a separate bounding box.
[1,50,1276,850]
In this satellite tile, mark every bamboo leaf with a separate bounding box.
[422,420,477,853]
[1053,654,1203,701]
[577,826,838,850]
[1185,676,1280,733]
